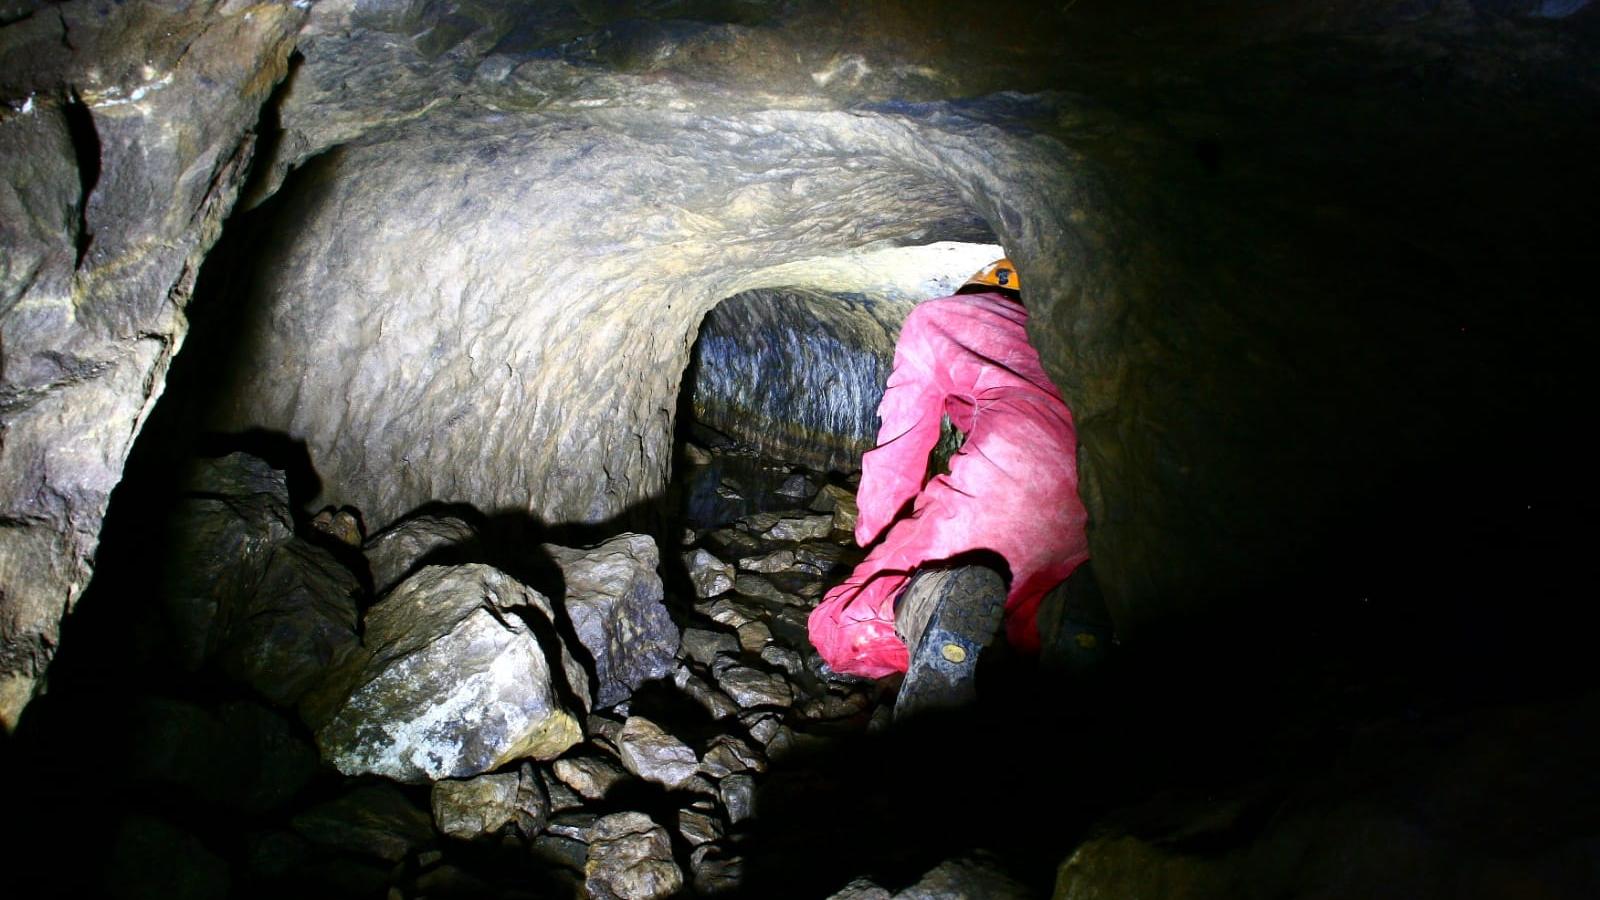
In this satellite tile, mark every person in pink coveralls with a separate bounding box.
[807,259,1091,679]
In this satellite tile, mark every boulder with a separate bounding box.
[734,573,807,607]
[691,843,745,896]
[616,716,700,788]
[683,548,736,599]
[698,596,766,628]
[761,514,835,543]
[712,664,794,710]
[811,485,861,534]
[309,564,586,782]
[718,774,757,825]
[677,808,725,846]
[553,753,631,801]
[680,628,740,667]
[700,735,766,779]
[431,771,522,840]
[584,812,684,900]
[363,514,480,597]
[737,621,773,653]
[545,534,679,709]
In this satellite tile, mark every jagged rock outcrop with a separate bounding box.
[0,0,306,729]
[308,564,587,783]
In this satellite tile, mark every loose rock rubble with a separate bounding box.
[74,447,900,897]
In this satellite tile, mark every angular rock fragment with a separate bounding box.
[616,716,700,788]
[684,548,736,599]
[736,513,783,535]
[719,774,757,825]
[692,842,746,895]
[546,534,680,709]
[700,734,766,778]
[705,528,763,558]
[309,564,585,782]
[737,621,773,653]
[738,550,799,574]
[584,812,684,900]
[587,713,627,754]
[310,507,365,546]
[741,711,787,748]
[674,665,742,720]
[776,473,816,499]
[542,768,587,813]
[432,771,521,840]
[811,485,861,534]
[760,644,807,679]
[363,514,480,597]
[553,753,631,801]
[681,628,740,667]
[678,807,725,846]
[547,811,600,841]
[291,784,433,862]
[698,596,766,628]
[712,664,795,709]
[734,573,807,607]
[761,514,836,543]
[800,691,873,721]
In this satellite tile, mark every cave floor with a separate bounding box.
[6,440,1600,900]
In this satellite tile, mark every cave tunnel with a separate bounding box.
[3,1,1599,898]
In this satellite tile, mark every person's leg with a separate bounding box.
[892,563,1008,721]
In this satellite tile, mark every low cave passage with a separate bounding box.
[8,216,1599,900]
[4,3,1600,896]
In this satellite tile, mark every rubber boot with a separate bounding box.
[892,565,1007,721]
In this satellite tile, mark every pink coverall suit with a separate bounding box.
[807,291,1090,679]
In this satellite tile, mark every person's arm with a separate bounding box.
[854,316,945,547]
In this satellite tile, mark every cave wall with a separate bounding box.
[0,0,305,728]
[2,0,1596,728]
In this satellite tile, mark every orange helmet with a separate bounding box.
[964,258,1020,292]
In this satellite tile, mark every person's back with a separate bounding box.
[808,275,1090,682]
